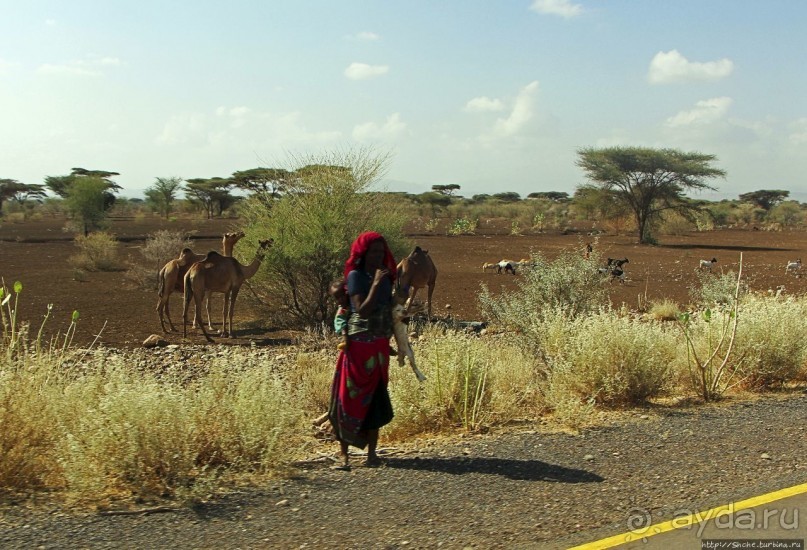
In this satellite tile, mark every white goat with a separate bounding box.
[482,262,497,272]
[391,300,427,382]
[786,258,802,274]
[699,257,718,271]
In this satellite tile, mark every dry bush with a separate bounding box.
[387,326,546,437]
[659,213,694,235]
[542,310,677,407]
[68,232,120,272]
[126,230,191,290]
[648,299,681,322]
[733,295,807,389]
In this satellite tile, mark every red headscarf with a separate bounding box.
[343,231,397,283]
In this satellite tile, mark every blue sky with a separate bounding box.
[2,1,807,201]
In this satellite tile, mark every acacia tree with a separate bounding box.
[576,147,726,244]
[432,184,461,196]
[738,190,789,211]
[45,167,121,211]
[231,167,291,205]
[184,177,234,218]
[528,191,570,202]
[64,177,110,235]
[144,176,183,218]
[0,179,46,217]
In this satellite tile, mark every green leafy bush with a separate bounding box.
[240,148,409,327]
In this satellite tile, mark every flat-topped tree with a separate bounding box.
[185,177,234,219]
[45,168,122,233]
[577,147,726,244]
[231,167,291,205]
[0,179,46,217]
[738,190,790,211]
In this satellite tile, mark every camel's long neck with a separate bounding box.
[241,252,265,279]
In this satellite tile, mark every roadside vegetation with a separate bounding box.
[2,148,807,505]
[2,250,806,504]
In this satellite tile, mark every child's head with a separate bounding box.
[329,279,349,307]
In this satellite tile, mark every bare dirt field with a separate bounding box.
[1,216,806,348]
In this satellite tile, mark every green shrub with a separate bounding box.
[479,247,609,335]
[690,270,747,307]
[447,217,477,236]
[240,148,409,328]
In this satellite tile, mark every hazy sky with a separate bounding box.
[2,1,807,201]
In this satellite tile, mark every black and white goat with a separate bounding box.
[699,257,718,271]
[496,259,517,275]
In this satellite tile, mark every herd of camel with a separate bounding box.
[155,233,439,343]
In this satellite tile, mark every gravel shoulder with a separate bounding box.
[1,392,805,549]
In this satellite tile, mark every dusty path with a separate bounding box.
[2,393,805,549]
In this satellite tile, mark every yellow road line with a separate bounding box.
[568,481,807,550]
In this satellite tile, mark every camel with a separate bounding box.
[396,246,438,319]
[182,239,273,342]
[156,231,244,333]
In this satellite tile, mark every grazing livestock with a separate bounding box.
[786,259,802,274]
[699,257,718,271]
[607,257,629,269]
[497,260,517,275]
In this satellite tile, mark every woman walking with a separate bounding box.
[328,231,397,469]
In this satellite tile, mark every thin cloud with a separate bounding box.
[215,106,251,117]
[665,97,733,127]
[45,19,57,26]
[464,96,504,113]
[353,113,406,141]
[37,55,121,77]
[344,62,389,80]
[350,31,380,42]
[529,0,584,18]
[156,108,342,147]
[492,81,540,137]
[648,50,734,84]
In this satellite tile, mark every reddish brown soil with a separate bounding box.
[1,216,806,348]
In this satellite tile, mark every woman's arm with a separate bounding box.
[351,268,389,317]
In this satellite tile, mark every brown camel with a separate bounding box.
[156,231,245,333]
[182,239,273,342]
[396,246,438,319]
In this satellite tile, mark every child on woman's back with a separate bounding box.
[311,279,350,428]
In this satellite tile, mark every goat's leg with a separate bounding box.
[427,283,435,320]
